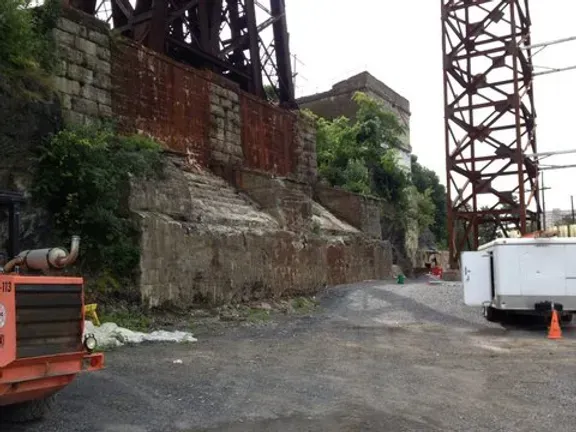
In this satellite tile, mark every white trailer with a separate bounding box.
[462,237,576,323]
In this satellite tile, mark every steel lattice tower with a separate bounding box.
[441,0,540,267]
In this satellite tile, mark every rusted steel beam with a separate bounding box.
[441,0,540,268]
[244,0,264,98]
[74,0,294,104]
[270,0,296,107]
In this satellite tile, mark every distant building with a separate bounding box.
[297,71,412,171]
[545,208,573,227]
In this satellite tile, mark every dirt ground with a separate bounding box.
[4,280,576,432]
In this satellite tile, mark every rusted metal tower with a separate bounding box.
[69,0,296,106]
[441,0,540,267]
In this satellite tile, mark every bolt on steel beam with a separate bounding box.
[441,0,541,268]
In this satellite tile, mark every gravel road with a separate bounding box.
[3,280,576,431]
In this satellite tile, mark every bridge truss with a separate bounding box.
[68,0,296,106]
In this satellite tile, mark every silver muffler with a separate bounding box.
[3,235,80,273]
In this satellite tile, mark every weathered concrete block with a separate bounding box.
[87,30,109,47]
[57,45,84,65]
[60,93,72,110]
[226,89,239,103]
[58,17,81,35]
[55,59,67,76]
[53,28,75,47]
[95,60,111,75]
[62,109,85,126]
[211,151,229,164]
[98,103,112,117]
[211,84,227,98]
[54,76,81,96]
[211,104,226,118]
[210,129,225,142]
[74,37,98,56]
[96,46,111,62]
[67,63,94,85]
[213,116,225,130]
[80,84,111,105]
[225,131,241,147]
[83,53,98,70]
[226,111,240,125]
[93,71,111,90]
[221,97,233,110]
[72,97,99,117]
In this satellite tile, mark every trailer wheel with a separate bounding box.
[561,313,573,324]
[484,306,502,323]
[1,395,55,423]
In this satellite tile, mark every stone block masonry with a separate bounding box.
[48,7,394,307]
[53,7,112,126]
[52,7,318,182]
[209,83,243,166]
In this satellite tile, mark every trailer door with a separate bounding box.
[461,251,492,306]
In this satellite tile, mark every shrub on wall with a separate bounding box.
[0,0,60,81]
[31,124,163,290]
[313,91,447,257]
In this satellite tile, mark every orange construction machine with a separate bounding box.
[0,191,103,423]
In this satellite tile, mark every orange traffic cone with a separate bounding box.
[548,310,562,340]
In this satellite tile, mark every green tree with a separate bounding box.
[264,84,279,102]
[32,124,163,284]
[0,0,60,77]
[410,155,447,246]
[314,92,442,236]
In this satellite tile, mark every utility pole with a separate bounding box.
[542,172,547,230]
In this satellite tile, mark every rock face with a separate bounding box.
[42,7,395,307]
[0,74,62,253]
[130,157,392,307]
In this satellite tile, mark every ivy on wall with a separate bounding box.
[32,124,163,291]
[312,91,448,246]
[0,0,60,85]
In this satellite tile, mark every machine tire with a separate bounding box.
[484,306,501,323]
[561,313,573,324]
[1,395,55,423]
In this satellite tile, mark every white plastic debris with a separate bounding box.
[83,321,197,349]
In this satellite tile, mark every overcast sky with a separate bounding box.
[286,0,576,211]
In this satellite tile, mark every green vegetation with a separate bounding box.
[32,124,163,293]
[291,296,318,314]
[100,307,153,332]
[246,308,271,323]
[312,92,447,245]
[411,155,448,247]
[0,0,60,85]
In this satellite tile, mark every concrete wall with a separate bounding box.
[130,157,392,307]
[54,7,317,183]
[49,8,394,307]
[314,186,383,239]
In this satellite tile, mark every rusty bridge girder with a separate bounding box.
[69,0,296,106]
[441,0,541,267]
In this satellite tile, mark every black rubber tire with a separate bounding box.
[1,395,55,423]
[562,313,573,324]
[484,306,501,323]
